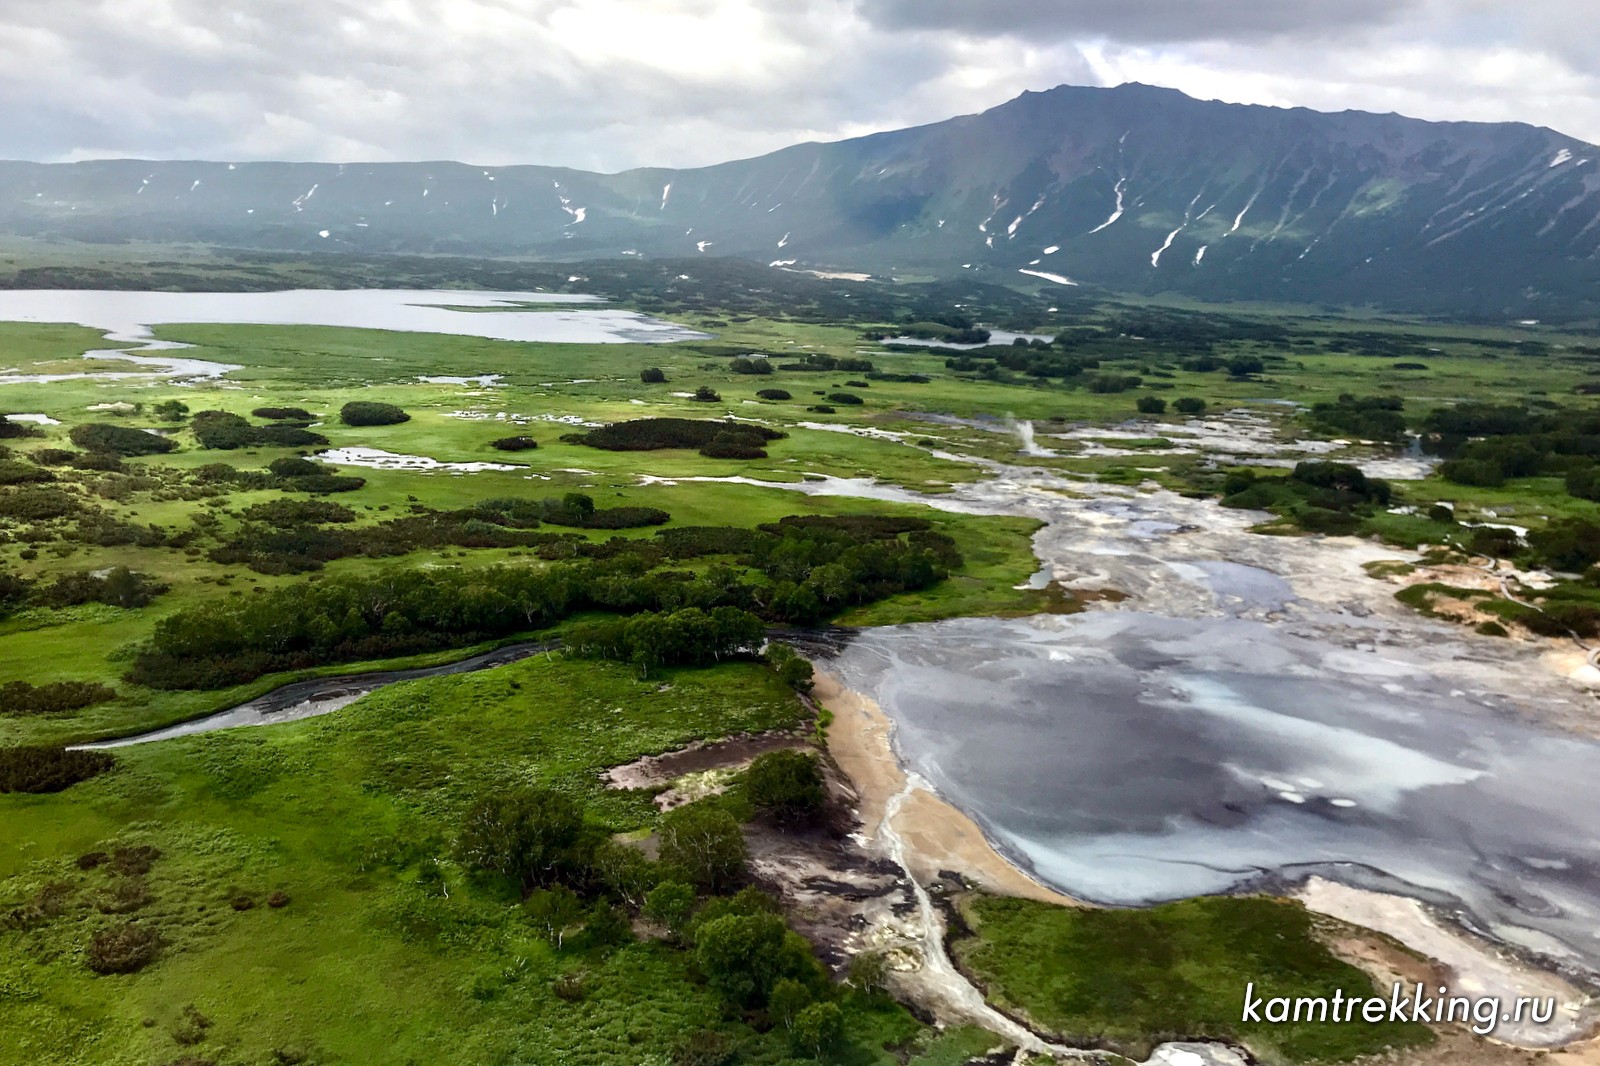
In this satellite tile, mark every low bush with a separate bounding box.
[825,392,863,405]
[109,845,161,877]
[490,436,538,451]
[86,922,160,974]
[239,499,357,527]
[252,406,315,420]
[339,401,410,426]
[745,749,825,826]
[640,367,667,384]
[252,425,328,447]
[268,457,323,478]
[754,389,791,401]
[34,567,167,609]
[70,451,128,472]
[573,418,784,452]
[0,680,117,717]
[69,424,176,456]
[191,410,255,449]
[1087,374,1143,394]
[0,414,42,439]
[691,386,722,402]
[1136,397,1167,414]
[0,458,54,485]
[285,474,366,495]
[195,410,326,450]
[1173,397,1208,415]
[0,484,83,520]
[699,428,770,460]
[95,878,152,915]
[0,745,116,793]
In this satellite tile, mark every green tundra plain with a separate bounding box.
[3,255,1599,1066]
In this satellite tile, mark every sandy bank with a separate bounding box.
[813,668,1078,906]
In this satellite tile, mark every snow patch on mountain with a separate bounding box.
[1089,176,1127,233]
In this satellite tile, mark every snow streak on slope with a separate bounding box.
[1089,176,1127,234]
[1152,227,1182,267]
[1230,187,1261,233]
[1154,190,1206,267]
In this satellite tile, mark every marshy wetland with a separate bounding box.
[4,276,1600,1065]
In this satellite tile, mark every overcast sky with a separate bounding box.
[2,0,1596,170]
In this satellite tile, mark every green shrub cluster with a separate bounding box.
[192,409,328,450]
[339,401,410,426]
[571,418,784,456]
[775,353,874,373]
[0,414,42,440]
[0,745,116,793]
[68,423,176,457]
[31,566,168,609]
[0,680,117,718]
[1421,402,1600,499]
[1221,462,1393,536]
[1309,395,1407,442]
[0,483,83,520]
[744,749,825,826]
[85,922,159,974]
[132,513,958,688]
[0,457,55,485]
[566,606,766,676]
[239,499,358,527]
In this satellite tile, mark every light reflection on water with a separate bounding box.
[817,612,1600,974]
[0,288,708,383]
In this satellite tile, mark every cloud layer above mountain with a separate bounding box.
[1,0,1595,167]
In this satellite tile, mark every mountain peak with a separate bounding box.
[0,88,1595,318]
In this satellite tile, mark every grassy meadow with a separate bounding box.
[3,282,1597,1064]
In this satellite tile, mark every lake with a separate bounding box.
[0,288,708,383]
[818,612,1600,976]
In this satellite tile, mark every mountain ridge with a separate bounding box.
[3,83,1597,318]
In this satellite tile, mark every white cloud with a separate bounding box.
[0,0,1594,167]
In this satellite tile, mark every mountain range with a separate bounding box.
[3,83,1598,318]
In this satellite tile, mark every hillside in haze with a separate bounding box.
[3,84,1598,318]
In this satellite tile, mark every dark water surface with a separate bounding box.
[813,613,1600,975]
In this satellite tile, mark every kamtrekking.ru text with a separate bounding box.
[1242,982,1555,1036]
